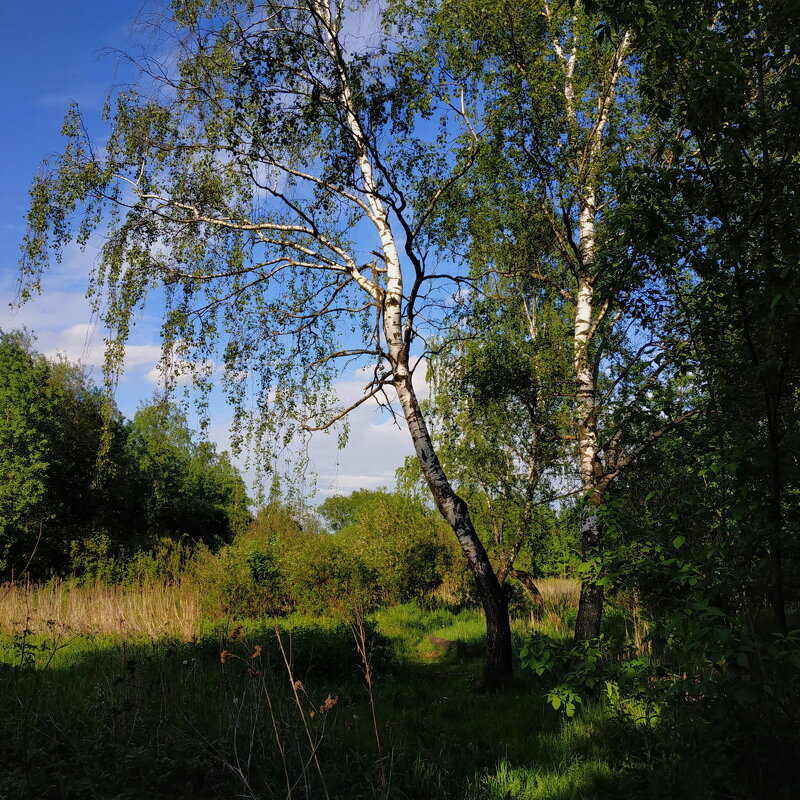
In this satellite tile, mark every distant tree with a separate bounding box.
[318,489,382,534]
[0,331,54,573]
[0,332,251,578]
[127,402,251,548]
[319,489,454,602]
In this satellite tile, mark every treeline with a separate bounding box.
[0,328,580,601]
[0,328,579,601]
[0,330,250,579]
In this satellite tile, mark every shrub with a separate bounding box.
[319,489,454,603]
[192,542,287,619]
[285,535,378,617]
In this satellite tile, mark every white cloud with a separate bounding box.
[303,379,417,502]
[2,289,93,335]
[124,342,165,369]
[41,323,104,365]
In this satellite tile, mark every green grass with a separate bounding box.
[1,600,798,799]
[373,602,490,661]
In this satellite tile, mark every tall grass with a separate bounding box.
[0,576,582,643]
[532,577,581,633]
[0,578,202,639]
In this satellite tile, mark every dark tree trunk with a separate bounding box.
[573,500,603,643]
[395,375,513,689]
[436,498,513,690]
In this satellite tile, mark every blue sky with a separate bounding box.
[0,1,416,503]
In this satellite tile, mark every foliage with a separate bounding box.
[389,0,700,646]
[19,0,472,468]
[191,491,459,619]
[0,331,55,572]
[605,0,800,630]
[0,333,250,579]
[126,402,251,549]
[320,489,456,603]
[399,283,575,583]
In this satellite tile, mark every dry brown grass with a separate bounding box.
[533,577,581,631]
[0,578,202,640]
[0,575,583,642]
[536,577,581,608]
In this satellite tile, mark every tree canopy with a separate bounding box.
[0,331,250,579]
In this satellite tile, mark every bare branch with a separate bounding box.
[301,382,388,432]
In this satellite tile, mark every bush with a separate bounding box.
[319,489,454,603]
[193,542,287,619]
[285,535,378,617]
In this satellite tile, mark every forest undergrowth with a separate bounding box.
[1,578,797,800]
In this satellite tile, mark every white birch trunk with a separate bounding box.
[573,202,605,643]
[315,0,513,686]
[549,24,630,644]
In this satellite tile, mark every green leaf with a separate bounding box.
[735,651,749,668]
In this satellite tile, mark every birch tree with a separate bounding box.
[393,0,698,642]
[21,0,514,686]
[400,273,573,605]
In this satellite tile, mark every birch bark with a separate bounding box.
[548,17,632,642]
[314,0,513,685]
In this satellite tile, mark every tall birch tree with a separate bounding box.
[392,0,697,642]
[21,0,514,686]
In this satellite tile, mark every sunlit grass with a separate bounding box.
[0,578,202,639]
[466,756,615,800]
[2,578,791,799]
[0,580,596,798]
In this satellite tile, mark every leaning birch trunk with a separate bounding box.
[381,238,513,688]
[313,0,512,687]
[394,372,513,688]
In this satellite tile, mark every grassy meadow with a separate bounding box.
[2,578,796,800]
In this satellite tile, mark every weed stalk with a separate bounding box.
[351,606,388,792]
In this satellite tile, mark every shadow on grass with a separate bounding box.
[0,613,609,799]
[1,610,797,800]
